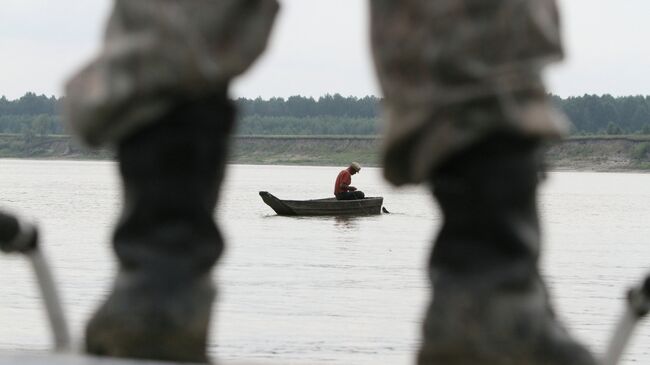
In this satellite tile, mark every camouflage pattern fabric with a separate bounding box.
[370,0,568,185]
[65,0,278,147]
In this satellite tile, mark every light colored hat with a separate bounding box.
[350,162,361,172]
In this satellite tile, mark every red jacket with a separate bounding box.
[334,169,352,196]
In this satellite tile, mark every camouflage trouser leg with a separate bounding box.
[65,0,279,147]
[371,1,596,364]
[64,1,279,362]
[370,0,568,185]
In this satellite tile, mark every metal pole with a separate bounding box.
[0,214,71,352]
[602,275,650,365]
[26,248,72,351]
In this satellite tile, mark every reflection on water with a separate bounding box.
[0,160,648,365]
[334,216,359,231]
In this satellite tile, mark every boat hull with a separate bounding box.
[259,191,383,216]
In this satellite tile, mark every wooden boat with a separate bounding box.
[259,191,383,216]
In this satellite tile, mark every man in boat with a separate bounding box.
[334,162,365,200]
[63,0,595,364]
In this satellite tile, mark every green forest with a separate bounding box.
[2,92,650,137]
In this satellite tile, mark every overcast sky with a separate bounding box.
[1,0,649,100]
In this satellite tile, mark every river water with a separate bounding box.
[0,159,648,364]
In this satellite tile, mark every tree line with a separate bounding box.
[551,94,650,135]
[236,94,380,118]
[2,92,650,136]
[0,93,65,136]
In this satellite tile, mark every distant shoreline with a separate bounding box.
[2,134,650,172]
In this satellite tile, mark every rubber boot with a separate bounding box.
[85,95,234,363]
[418,134,596,365]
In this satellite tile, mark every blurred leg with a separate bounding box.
[418,133,595,364]
[65,0,279,362]
[370,0,596,363]
[85,95,232,362]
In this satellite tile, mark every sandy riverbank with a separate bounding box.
[2,134,650,172]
